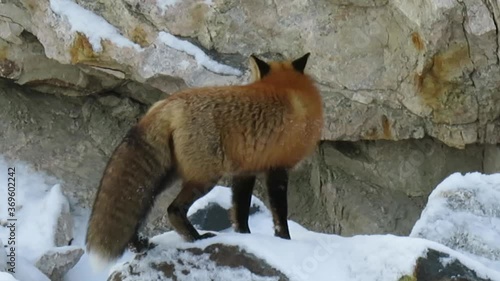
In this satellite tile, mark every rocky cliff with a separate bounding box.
[1,0,499,236]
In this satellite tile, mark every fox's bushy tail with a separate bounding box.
[85,125,175,270]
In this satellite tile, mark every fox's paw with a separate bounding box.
[198,232,217,240]
[128,235,156,253]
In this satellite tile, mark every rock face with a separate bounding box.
[1,0,500,237]
[1,0,499,147]
[109,243,289,281]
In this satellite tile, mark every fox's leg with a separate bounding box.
[266,168,291,239]
[128,232,155,253]
[231,175,256,233]
[167,181,217,241]
[128,168,178,253]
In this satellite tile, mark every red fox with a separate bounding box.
[85,53,324,267]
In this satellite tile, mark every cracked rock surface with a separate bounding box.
[0,0,499,147]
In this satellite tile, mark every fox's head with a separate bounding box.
[248,53,311,82]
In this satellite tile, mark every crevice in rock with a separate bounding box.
[482,0,500,64]
[121,1,159,34]
[457,0,477,88]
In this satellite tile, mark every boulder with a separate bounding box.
[35,246,84,281]
[407,249,495,281]
[411,172,500,270]
[108,243,289,281]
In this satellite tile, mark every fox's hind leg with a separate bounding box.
[266,168,291,239]
[230,175,256,234]
[167,180,218,241]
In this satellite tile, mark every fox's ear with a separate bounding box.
[292,53,310,73]
[249,54,271,80]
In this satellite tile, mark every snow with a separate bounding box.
[156,0,181,11]
[2,155,500,281]
[158,32,242,76]
[49,0,141,52]
[12,258,50,281]
[17,184,69,263]
[411,172,500,271]
[187,185,269,217]
[0,272,19,281]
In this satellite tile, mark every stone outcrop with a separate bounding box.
[1,0,499,147]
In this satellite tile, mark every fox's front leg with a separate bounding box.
[266,168,291,239]
[230,175,256,233]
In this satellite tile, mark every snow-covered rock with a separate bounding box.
[35,246,84,281]
[17,184,74,263]
[108,231,500,281]
[54,193,74,248]
[411,172,500,271]
[109,243,288,281]
[105,185,500,281]
[187,186,268,232]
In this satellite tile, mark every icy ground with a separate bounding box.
[0,155,499,281]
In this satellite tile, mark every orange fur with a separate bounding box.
[138,60,323,182]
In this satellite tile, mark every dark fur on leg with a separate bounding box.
[167,181,218,241]
[231,175,256,233]
[266,168,291,239]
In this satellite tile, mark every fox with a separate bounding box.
[85,53,324,268]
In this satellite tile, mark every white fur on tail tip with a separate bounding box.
[86,246,115,273]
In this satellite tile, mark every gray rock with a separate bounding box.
[412,249,493,281]
[269,139,484,236]
[0,0,496,147]
[35,246,84,281]
[108,243,288,281]
[189,202,262,232]
[484,144,500,174]
[54,196,73,248]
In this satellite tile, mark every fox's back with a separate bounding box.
[167,76,322,178]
